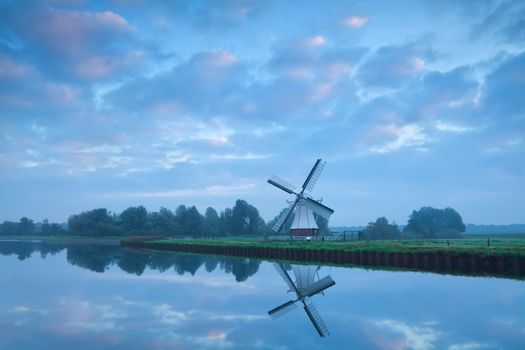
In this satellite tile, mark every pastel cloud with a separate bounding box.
[0,0,524,225]
[343,16,370,28]
[304,35,327,47]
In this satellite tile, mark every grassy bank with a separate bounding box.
[138,237,525,257]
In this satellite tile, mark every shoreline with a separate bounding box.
[121,238,525,279]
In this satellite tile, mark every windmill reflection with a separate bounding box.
[269,263,335,337]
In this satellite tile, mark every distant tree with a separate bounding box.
[174,205,204,236]
[219,207,233,235]
[204,207,220,237]
[0,221,19,236]
[230,199,266,235]
[40,219,65,236]
[19,217,35,235]
[404,207,465,239]
[148,207,178,235]
[120,206,148,234]
[68,208,122,236]
[362,217,400,240]
[41,219,51,235]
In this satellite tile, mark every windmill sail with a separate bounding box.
[302,276,335,298]
[268,300,297,319]
[273,263,299,294]
[272,198,300,233]
[303,302,329,337]
[302,159,325,192]
[302,197,334,219]
[269,264,335,338]
[268,175,296,194]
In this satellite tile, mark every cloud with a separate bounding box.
[448,343,493,350]
[472,0,525,44]
[1,4,154,82]
[376,319,439,350]
[482,51,525,118]
[0,56,34,78]
[369,124,429,154]
[210,153,272,161]
[105,50,243,115]
[357,41,436,89]
[56,300,127,332]
[435,120,477,133]
[99,183,257,198]
[303,35,326,47]
[158,150,192,170]
[154,304,190,326]
[343,16,370,28]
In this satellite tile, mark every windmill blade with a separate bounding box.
[268,300,298,319]
[302,159,325,192]
[268,175,297,194]
[302,197,334,219]
[303,302,329,337]
[273,263,299,294]
[301,276,335,298]
[273,197,300,233]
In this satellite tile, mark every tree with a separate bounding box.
[362,217,400,240]
[219,207,233,235]
[19,217,35,235]
[230,199,266,235]
[204,207,220,237]
[68,208,122,236]
[120,206,148,234]
[404,207,465,239]
[148,207,178,235]
[174,205,204,236]
[0,221,18,236]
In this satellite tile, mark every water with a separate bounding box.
[0,240,524,349]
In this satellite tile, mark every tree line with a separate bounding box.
[361,207,466,240]
[0,199,269,237]
[0,240,261,281]
[0,200,467,239]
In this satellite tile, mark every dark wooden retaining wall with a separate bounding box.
[121,240,525,279]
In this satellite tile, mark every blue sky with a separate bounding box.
[0,0,524,225]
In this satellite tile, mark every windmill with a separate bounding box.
[268,158,334,237]
[268,263,336,337]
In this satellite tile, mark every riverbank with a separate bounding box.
[0,235,121,245]
[121,237,525,279]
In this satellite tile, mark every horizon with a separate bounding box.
[1,1,524,226]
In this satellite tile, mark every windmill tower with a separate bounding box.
[268,159,334,237]
[268,263,336,337]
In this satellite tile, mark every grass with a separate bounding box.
[143,237,525,257]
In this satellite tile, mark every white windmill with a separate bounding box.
[268,159,334,237]
[269,263,336,337]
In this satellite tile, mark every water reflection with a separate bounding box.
[1,240,524,350]
[270,263,335,337]
[0,240,261,282]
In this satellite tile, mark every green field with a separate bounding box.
[145,236,525,257]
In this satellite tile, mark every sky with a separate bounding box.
[0,0,524,226]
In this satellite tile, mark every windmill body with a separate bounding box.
[268,158,334,237]
[290,203,319,236]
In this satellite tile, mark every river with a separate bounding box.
[0,240,523,349]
